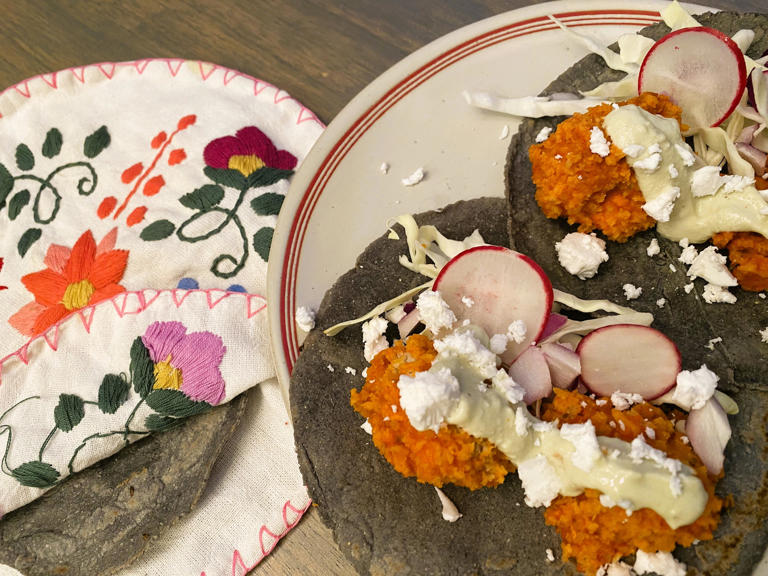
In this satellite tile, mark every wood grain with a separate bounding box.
[0,1,763,575]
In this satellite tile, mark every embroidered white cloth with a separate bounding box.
[0,60,323,575]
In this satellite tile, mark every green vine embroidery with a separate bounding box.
[0,126,111,257]
[0,320,225,489]
[140,125,297,277]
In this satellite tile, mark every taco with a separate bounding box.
[291,9,768,576]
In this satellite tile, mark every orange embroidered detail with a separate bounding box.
[142,175,165,196]
[121,162,144,184]
[126,206,148,227]
[151,131,167,149]
[97,196,118,219]
[168,148,186,165]
[9,228,129,336]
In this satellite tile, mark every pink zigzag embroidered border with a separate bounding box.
[200,499,312,576]
[0,59,324,127]
[0,288,267,377]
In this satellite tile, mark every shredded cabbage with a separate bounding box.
[661,0,701,30]
[463,91,603,118]
[548,15,637,74]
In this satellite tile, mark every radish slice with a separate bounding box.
[576,324,681,399]
[398,308,422,339]
[432,246,553,364]
[540,342,581,389]
[686,397,731,474]
[508,346,552,405]
[638,27,747,129]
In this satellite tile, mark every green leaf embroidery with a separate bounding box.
[144,413,182,432]
[0,163,13,206]
[145,389,211,418]
[250,192,284,216]
[53,394,86,432]
[17,228,42,258]
[8,189,30,221]
[247,167,293,188]
[97,374,131,414]
[252,227,274,261]
[130,337,155,398]
[15,143,35,171]
[11,461,59,488]
[204,166,246,190]
[42,128,63,158]
[83,126,111,159]
[140,219,175,241]
[179,184,225,210]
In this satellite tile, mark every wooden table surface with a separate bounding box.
[0,1,764,575]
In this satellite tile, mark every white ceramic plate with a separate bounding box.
[268,0,717,396]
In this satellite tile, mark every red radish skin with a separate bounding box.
[576,324,681,400]
[540,342,581,389]
[686,397,731,474]
[508,346,552,405]
[539,313,568,341]
[432,246,554,364]
[638,26,747,129]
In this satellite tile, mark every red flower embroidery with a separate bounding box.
[0,258,6,291]
[9,229,129,336]
[203,126,297,176]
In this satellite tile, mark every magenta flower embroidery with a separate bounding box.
[203,126,297,176]
[141,321,227,405]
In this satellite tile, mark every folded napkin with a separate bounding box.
[0,60,323,574]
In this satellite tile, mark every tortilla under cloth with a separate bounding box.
[505,10,768,575]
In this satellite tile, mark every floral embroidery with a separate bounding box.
[0,126,110,257]
[0,258,6,291]
[0,321,226,488]
[97,115,195,227]
[140,125,297,277]
[9,229,129,336]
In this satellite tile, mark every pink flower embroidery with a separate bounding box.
[141,321,226,405]
[203,126,297,176]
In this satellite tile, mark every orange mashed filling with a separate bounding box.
[351,336,724,575]
[529,91,768,290]
[529,92,683,243]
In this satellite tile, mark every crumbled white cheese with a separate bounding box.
[434,487,462,522]
[721,174,755,195]
[611,391,644,411]
[596,561,634,576]
[623,283,642,300]
[642,186,680,222]
[398,368,461,433]
[669,263,677,272]
[596,399,608,406]
[327,364,335,372]
[705,336,722,350]
[687,246,737,287]
[760,293,767,299]
[633,150,662,172]
[629,437,683,496]
[674,142,696,166]
[401,167,425,186]
[506,320,527,344]
[545,548,555,563]
[518,455,564,507]
[668,164,679,179]
[656,298,666,308]
[493,370,526,405]
[499,124,510,140]
[361,420,373,435]
[589,126,611,157]
[684,282,694,294]
[560,421,601,472]
[672,365,719,410]
[489,333,508,355]
[761,327,768,343]
[380,162,390,175]
[555,154,563,160]
[417,290,456,333]
[645,427,656,440]
[679,238,689,248]
[362,367,368,378]
[622,143,645,158]
[514,405,531,437]
[461,295,474,308]
[362,316,390,362]
[345,366,357,376]
[555,232,609,280]
[633,550,687,576]
[678,244,698,265]
[434,330,498,379]
[646,238,660,257]
[295,305,316,332]
[535,126,552,143]
[690,165,722,197]
[702,283,737,304]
